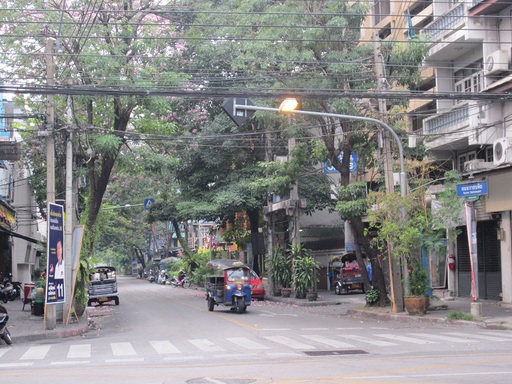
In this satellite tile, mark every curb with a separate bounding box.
[11,322,89,343]
[346,308,505,329]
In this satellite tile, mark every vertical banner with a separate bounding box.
[465,202,478,301]
[46,203,65,304]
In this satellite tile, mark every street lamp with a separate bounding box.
[226,98,407,198]
[223,97,408,311]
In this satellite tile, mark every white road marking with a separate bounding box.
[111,342,137,356]
[0,362,34,368]
[264,335,316,350]
[51,360,89,365]
[226,337,271,350]
[445,332,512,342]
[189,339,224,352]
[408,333,478,343]
[301,335,356,348]
[340,334,398,347]
[105,358,144,363]
[67,344,91,358]
[150,340,181,354]
[20,345,51,360]
[375,333,437,345]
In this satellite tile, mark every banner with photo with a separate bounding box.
[46,203,65,304]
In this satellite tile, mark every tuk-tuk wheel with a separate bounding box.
[236,297,245,314]
[208,297,215,311]
[334,284,341,295]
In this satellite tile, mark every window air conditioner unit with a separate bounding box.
[463,159,488,172]
[485,50,509,76]
[493,137,512,166]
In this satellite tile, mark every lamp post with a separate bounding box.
[224,97,408,311]
[227,98,407,198]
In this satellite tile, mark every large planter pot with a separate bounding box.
[281,288,292,298]
[404,295,429,315]
[295,291,306,299]
[273,287,282,297]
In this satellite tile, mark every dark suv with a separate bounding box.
[87,266,119,306]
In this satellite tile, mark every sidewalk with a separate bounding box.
[265,290,512,330]
[1,299,89,344]
[3,289,512,345]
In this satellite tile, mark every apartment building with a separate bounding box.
[366,0,512,303]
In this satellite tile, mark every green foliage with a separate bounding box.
[267,247,293,289]
[365,289,380,306]
[293,254,321,294]
[91,134,123,158]
[447,311,475,321]
[408,257,428,296]
[335,182,369,220]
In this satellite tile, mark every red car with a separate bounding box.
[249,269,265,300]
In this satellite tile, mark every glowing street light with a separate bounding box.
[223,98,407,197]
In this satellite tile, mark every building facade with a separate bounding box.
[366,0,512,303]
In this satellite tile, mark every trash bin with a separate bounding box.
[34,297,44,316]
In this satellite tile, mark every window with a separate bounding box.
[374,0,390,25]
[458,150,477,172]
[454,60,483,103]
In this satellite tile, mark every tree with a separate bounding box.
[178,0,426,304]
[0,1,189,256]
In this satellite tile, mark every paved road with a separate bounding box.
[2,277,512,384]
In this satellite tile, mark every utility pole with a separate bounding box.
[45,38,57,330]
[64,96,73,325]
[373,33,404,313]
[287,116,301,248]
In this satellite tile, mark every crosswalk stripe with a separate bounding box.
[150,340,181,354]
[445,332,512,342]
[111,342,137,356]
[339,334,398,347]
[189,339,224,352]
[68,344,91,358]
[264,335,315,350]
[408,333,478,343]
[226,337,271,350]
[301,335,356,348]
[20,345,51,360]
[374,334,436,345]
[0,349,9,358]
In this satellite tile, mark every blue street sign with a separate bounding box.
[143,198,155,210]
[324,152,358,173]
[456,181,488,198]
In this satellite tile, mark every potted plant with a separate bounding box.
[292,254,321,301]
[403,257,429,315]
[279,252,294,298]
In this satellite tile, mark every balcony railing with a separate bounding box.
[455,71,484,102]
[424,104,469,135]
[423,2,466,41]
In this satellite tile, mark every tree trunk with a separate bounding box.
[247,207,262,275]
[84,98,134,255]
[350,217,390,306]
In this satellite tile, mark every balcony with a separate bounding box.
[422,1,484,62]
[469,0,511,16]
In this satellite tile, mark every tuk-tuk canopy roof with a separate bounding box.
[207,259,248,271]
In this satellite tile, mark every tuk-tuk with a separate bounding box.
[334,253,367,294]
[205,259,251,314]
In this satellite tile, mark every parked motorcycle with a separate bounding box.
[146,270,156,283]
[0,277,16,303]
[170,273,190,288]
[0,303,12,345]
